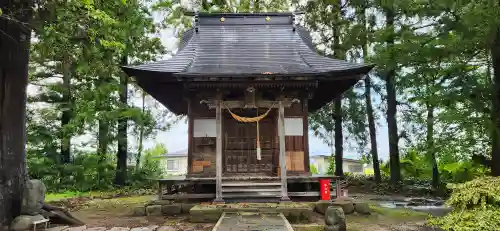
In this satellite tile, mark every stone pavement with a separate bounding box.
[42,225,212,231]
[212,213,293,231]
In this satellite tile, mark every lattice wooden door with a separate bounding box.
[223,109,276,175]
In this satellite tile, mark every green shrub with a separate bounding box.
[429,208,500,231]
[445,176,500,210]
[310,164,319,174]
[27,145,165,193]
[429,177,500,230]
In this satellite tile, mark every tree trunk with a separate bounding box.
[0,0,33,226]
[97,76,109,161]
[365,76,381,182]
[426,103,439,189]
[332,0,344,177]
[490,11,500,176]
[115,56,128,186]
[384,5,401,184]
[136,91,145,170]
[360,6,381,183]
[97,119,109,159]
[60,56,71,164]
[96,78,109,186]
[334,98,343,176]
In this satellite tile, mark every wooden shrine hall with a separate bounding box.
[122,12,373,202]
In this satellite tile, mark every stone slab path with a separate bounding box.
[212,213,293,231]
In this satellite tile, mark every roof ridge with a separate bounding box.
[294,27,318,72]
[180,31,198,73]
[185,12,304,17]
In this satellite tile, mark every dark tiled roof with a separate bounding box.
[122,12,372,78]
[123,12,374,115]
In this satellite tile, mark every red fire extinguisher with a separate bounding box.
[319,179,331,201]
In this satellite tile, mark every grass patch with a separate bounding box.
[345,204,429,230]
[370,205,428,220]
[46,191,88,201]
[45,189,155,202]
[84,195,154,210]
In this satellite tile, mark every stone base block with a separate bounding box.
[354,202,371,215]
[162,204,182,216]
[146,205,163,216]
[133,206,146,216]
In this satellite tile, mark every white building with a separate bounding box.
[155,149,189,176]
[310,155,373,175]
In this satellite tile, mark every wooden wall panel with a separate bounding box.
[190,136,216,176]
[286,151,305,171]
[284,101,303,116]
[285,136,305,172]
[188,95,217,176]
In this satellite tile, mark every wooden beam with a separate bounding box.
[161,193,216,200]
[302,98,310,174]
[214,94,224,203]
[203,99,300,109]
[278,100,290,202]
[288,191,336,197]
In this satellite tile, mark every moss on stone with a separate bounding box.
[292,224,324,231]
[189,205,223,223]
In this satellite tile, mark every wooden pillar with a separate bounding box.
[214,95,224,203]
[187,97,193,175]
[278,100,290,201]
[302,98,310,174]
[157,181,163,200]
[335,177,342,198]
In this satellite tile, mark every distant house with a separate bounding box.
[310,155,373,175]
[155,149,188,176]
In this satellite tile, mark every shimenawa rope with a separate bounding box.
[223,102,276,160]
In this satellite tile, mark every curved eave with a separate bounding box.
[122,64,374,115]
[121,66,176,82]
[122,63,374,81]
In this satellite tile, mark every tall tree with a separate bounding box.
[115,56,128,186]
[332,0,345,176]
[382,1,401,184]
[358,1,381,182]
[111,0,164,185]
[0,0,33,226]
[426,102,438,187]
[490,0,500,176]
[60,58,73,163]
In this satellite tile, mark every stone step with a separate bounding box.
[222,187,281,192]
[223,198,282,203]
[222,191,282,198]
[222,181,281,187]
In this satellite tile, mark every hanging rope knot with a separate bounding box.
[222,101,277,160]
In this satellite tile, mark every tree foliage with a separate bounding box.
[26,0,171,190]
[4,2,500,229]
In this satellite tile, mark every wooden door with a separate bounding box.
[223,109,276,175]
